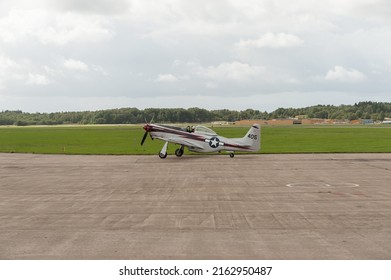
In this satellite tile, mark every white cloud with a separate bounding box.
[237,33,304,49]
[1,0,391,112]
[49,0,130,15]
[205,81,218,89]
[38,13,113,45]
[0,54,20,70]
[27,73,50,85]
[154,74,179,83]
[63,59,89,71]
[200,62,262,82]
[325,66,367,83]
[91,65,109,76]
[0,55,22,89]
[0,9,112,45]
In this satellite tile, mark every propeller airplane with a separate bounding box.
[141,122,260,158]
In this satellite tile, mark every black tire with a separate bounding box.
[229,153,235,158]
[175,148,184,157]
[159,152,167,159]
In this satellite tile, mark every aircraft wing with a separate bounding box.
[154,136,205,149]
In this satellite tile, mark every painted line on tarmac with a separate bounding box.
[286,182,360,188]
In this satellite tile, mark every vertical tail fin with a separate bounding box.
[242,124,261,151]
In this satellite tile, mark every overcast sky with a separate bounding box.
[1,0,391,113]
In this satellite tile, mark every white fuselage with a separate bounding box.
[147,124,260,153]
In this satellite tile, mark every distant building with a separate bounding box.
[361,119,374,125]
[211,121,234,126]
[383,118,391,124]
[293,119,302,125]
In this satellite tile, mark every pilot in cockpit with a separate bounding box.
[186,126,195,133]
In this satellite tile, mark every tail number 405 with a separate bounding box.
[248,134,257,140]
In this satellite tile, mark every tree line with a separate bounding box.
[1,102,390,126]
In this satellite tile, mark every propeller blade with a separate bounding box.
[144,114,154,124]
[141,131,148,146]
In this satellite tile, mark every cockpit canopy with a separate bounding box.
[194,125,217,135]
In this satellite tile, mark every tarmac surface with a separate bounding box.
[0,153,391,259]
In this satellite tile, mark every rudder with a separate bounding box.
[242,124,261,151]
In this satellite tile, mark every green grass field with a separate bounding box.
[1,125,391,155]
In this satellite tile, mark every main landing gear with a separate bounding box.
[175,145,185,157]
[159,152,167,159]
[158,143,235,159]
[159,141,169,159]
[159,143,184,159]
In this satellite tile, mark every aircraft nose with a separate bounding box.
[143,124,152,132]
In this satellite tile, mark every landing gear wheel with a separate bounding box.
[229,153,235,158]
[175,148,184,157]
[159,152,167,159]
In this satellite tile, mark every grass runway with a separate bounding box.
[1,125,391,155]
